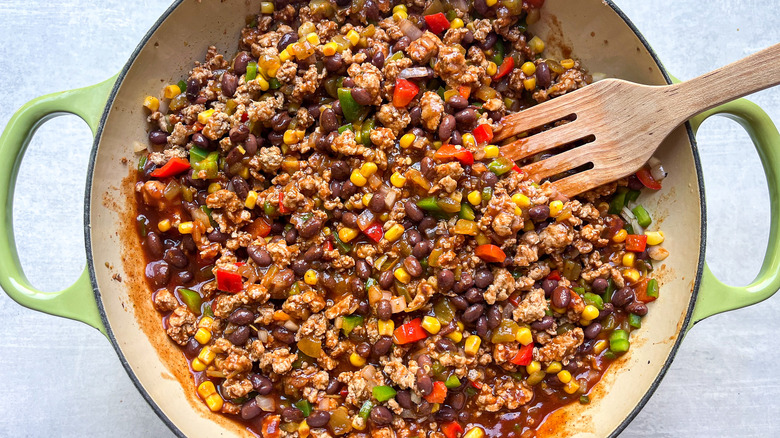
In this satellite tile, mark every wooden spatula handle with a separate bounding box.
[667,43,780,122]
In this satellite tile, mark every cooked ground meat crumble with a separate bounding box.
[134,0,670,437]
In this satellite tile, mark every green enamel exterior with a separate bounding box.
[0,75,117,336]
[689,98,780,326]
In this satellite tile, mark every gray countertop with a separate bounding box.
[1,0,778,436]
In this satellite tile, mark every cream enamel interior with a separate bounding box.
[87,0,703,436]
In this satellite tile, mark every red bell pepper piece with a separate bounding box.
[625,234,648,252]
[340,387,349,398]
[278,192,290,214]
[424,12,451,34]
[363,222,384,243]
[441,421,463,438]
[393,78,419,107]
[510,343,534,366]
[636,167,662,190]
[393,318,428,345]
[493,56,515,80]
[261,415,281,438]
[216,268,243,293]
[193,122,204,132]
[324,238,334,252]
[433,144,474,166]
[245,217,272,238]
[470,380,483,390]
[508,294,521,307]
[241,112,249,123]
[547,270,561,281]
[472,124,493,145]
[150,157,190,178]
[512,164,524,174]
[634,278,658,303]
[475,244,506,263]
[458,85,471,99]
[424,380,447,404]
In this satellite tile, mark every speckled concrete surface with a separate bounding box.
[0,0,778,436]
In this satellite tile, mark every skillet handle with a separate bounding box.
[0,76,117,335]
[690,98,780,326]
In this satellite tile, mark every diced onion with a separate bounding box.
[398,19,423,41]
[255,395,276,412]
[398,67,433,80]
[284,320,299,331]
[390,296,407,313]
[621,206,644,235]
[648,246,669,261]
[384,188,398,209]
[648,157,667,181]
[256,329,268,343]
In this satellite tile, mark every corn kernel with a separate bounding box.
[392,4,407,13]
[350,352,367,367]
[557,370,572,384]
[306,32,320,45]
[360,162,378,177]
[399,133,416,149]
[197,109,215,124]
[323,42,338,56]
[512,193,530,208]
[564,380,580,395]
[299,420,311,438]
[260,1,274,14]
[446,330,463,343]
[205,394,223,412]
[198,316,214,330]
[451,18,464,29]
[561,58,575,69]
[393,11,408,21]
[464,426,486,438]
[279,48,291,62]
[582,305,600,321]
[339,227,359,243]
[362,193,373,207]
[464,335,481,356]
[163,84,181,99]
[178,221,194,234]
[593,339,609,355]
[207,182,221,194]
[350,169,367,187]
[468,190,482,206]
[198,346,216,365]
[197,381,217,399]
[529,36,545,54]
[346,30,360,46]
[526,361,542,374]
[394,267,411,284]
[645,230,665,246]
[523,77,537,91]
[157,219,171,232]
[191,358,207,371]
[622,252,635,267]
[283,129,298,145]
[484,145,499,158]
[421,316,442,334]
[304,269,318,285]
[378,319,395,336]
[623,268,640,284]
[521,61,537,76]
[613,229,628,243]
[244,190,258,209]
[385,224,405,242]
[549,200,564,217]
[486,62,497,76]
[546,361,562,374]
[351,416,366,431]
[485,0,498,6]
[390,171,407,187]
[516,327,533,345]
[256,76,270,91]
[195,328,212,344]
[143,95,160,112]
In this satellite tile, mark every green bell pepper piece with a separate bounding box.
[609,329,630,353]
[417,197,442,212]
[269,77,282,89]
[295,399,312,417]
[360,117,375,146]
[177,80,187,94]
[608,187,628,214]
[626,189,641,203]
[583,292,604,310]
[459,203,476,221]
[487,156,514,176]
[338,123,353,134]
[481,187,493,202]
[191,151,219,180]
[203,303,214,317]
[246,61,258,81]
[632,205,652,228]
[341,315,364,336]
[433,298,455,323]
[338,87,363,123]
[628,313,642,329]
[492,38,505,65]
[189,146,209,164]
[646,278,659,299]
[445,375,461,389]
[137,155,147,173]
[179,289,202,315]
[359,401,373,419]
[372,385,397,402]
[602,278,615,303]
[332,232,352,254]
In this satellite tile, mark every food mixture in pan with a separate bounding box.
[134,0,670,436]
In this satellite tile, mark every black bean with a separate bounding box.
[245,134,259,156]
[304,245,324,262]
[182,337,200,356]
[233,52,251,75]
[282,406,304,423]
[536,62,551,88]
[404,256,423,277]
[552,286,571,309]
[277,32,298,52]
[376,300,392,319]
[324,53,344,72]
[417,354,432,371]
[542,279,558,297]
[369,192,386,212]
[462,304,484,323]
[207,229,228,244]
[449,391,466,410]
[329,161,349,182]
[406,230,422,247]
[248,245,272,267]
[584,323,602,339]
[481,171,498,188]
[177,270,194,283]
[325,379,341,395]
[404,200,424,222]
[417,372,433,396]
[221,72,238,98]
[342,212,358,229]
[378,271,394,290]
[474,0,489,15]
[418,401,434,417]
[319,107,339,133]
[249,374,273,395]
[453,272,474,294]
[591,277,609,293]
[626,301,648,316]
[372,336,393,356]
[268,131,284,146]
[451,130,462,145]
[436,406,457,422]
[611,287,635,307]
[370,405,393,426]
[307,410,331,428]
[272,112,291,133]
[364,0,380,21]
[191,132,210,150]
[164,248,188,269]
[436,337,458,352]
[351,342,370,358]
[231,176,250,200]
[462,30,474,45]
[437,269,455,292]
[627,174,644,191]
[145,232,164,257]
[229,124,249,144]
[420,157,435,179]
[185,78,201,101]
[371,50,385,69]
[396,390,413,409]
[241,399,262,420]
[351,87,372,106]
[412,240,432,259]
[487,305,501,329]
[598,303,615,321]
[393,36,411,52]
[272,326,295,344]
[531,315,555,330]
[447,95,468,110]
[449,296,467,312]
[342,77,356,88]
[292,259,309,276]
[528,205,551,222]
[226,325,250,345]
[475,315,489,337]
[480,32,498,51]
[419,216,437,231]
[409,106,422,126]
[438,114,456,139]
[454,108,477,126]
[228,308,254,325]
[465,288,483,304]
[149,130,168,145]
[298,217,322,239]
[285,228,297,245]
[474,269,494,289]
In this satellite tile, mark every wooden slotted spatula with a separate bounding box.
[495,43,780,198]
